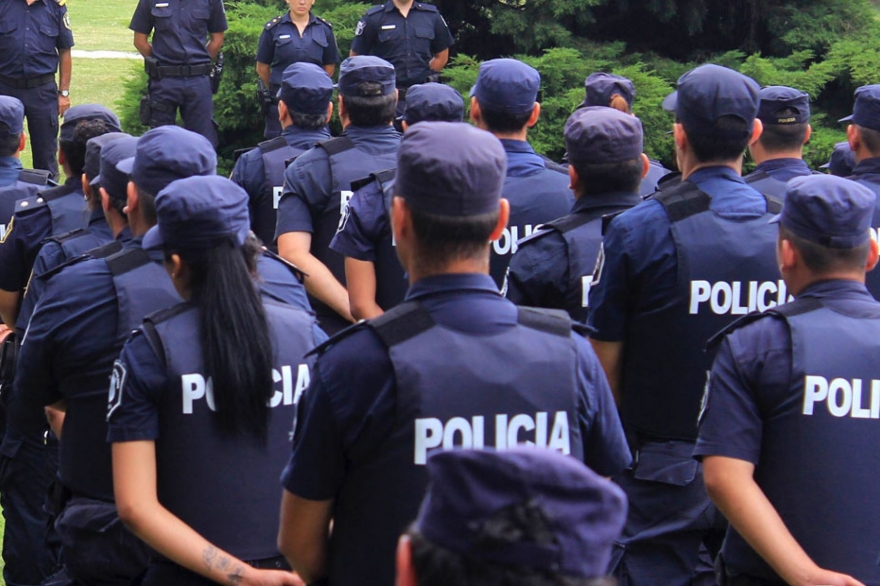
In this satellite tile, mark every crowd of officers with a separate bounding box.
[1,0,880,586]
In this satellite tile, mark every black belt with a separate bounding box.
[0,73,55,89]
[156,63,212,77]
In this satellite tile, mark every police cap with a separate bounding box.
[581,72,635,109]
[821,141,856,178]
[278,62,334,115]
[337,56,396,97]
[565,106,643,165]
[662,64,760,139]
[401,83,464,124]
[771,174,876,249]
[87,133,135,196]
[117,126,216,197]
[144,176,250,251]
[414,448,627,579]
[60,104,122,142]
[840,84,880,133]
[470,58,540,115]
[0,96,25,138]
[396,122,506,217]
[757,86,810,125]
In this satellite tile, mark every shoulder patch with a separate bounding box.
[63,12,71,29]
[265,15,282,30]
[106,360,127,420]
[306,321,371,358]
[315,16,332,28]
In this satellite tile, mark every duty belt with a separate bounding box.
[153,63,212,78]
[0,73,55,89]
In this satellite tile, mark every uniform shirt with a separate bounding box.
[744,158,812,199]
[129,0,228,66]
[0,158,43,239]
[588,166,768,342]
[350,1,453,88]
[0,0,74,79]
[256,12,339,86]
[328,174,393,263]
[283,273,632,503]
[641,159,672,197]
[849,157,880,196]
[0,156,22,187]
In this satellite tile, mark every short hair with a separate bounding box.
[856,125,880,156]
[758,109,808,153]
[408,205,499,274]
[136,186,157,227]
[291,110,329,130]
[608,94,632,114]
[571,158,643,196]
[406,501,617,586]
[342,83,397,127]
[779,225,870,274]
[0,131,21,158]
[104,190,127,217]
[681,115,752,163]
[62,119,112,177]
[479,106,533,135]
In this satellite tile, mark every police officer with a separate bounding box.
[330,82,464,319]
[823,141,855,177]
[232,62,332,251]
[130,0,227,147]
[469,58,574,288]
[577,72,671,196]
[505,107,647,323]
[277,122,631,586]
[697,175,880,586]
[588,64,782,586]
[397,448,627,586]
[744,86,814,198]
[276,55,401,335]
[0,0,74,178]
[256,0,339,139]
[350,0,453,119]
[109,176,318,586]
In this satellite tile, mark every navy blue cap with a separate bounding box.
[414,448,627,579]
[771,174,876,249]
[565,106,643,165]
[84,132,132,183]
[757,86,810,125]
[337,56,396,97]
[840,84,880,133]
[401,83,464,124]
[470,58,540,115]
[821,141,856,177]
[143,176,250,251]
[662,64,760,139]
[278,62,334,115]
[118,126,216,197]
[93,136,138,201]
[60,104,121,142]
[396,122,506,217]
[582,72,635,109]
[0,96,24,138]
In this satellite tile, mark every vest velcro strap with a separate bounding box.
[370,301,435,348]
[764,195,783,214]
[516,307,572,337]
[258,136,288,153]
[769,297,823,318]
[374,168,396,184]
[46,228,86,245]
[318,136,357,157]
[655,182,711,223]
[105,248,152,277]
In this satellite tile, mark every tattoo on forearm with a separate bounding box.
[227,565,245,585]
[203,546,219,569]
[202,546,246,585]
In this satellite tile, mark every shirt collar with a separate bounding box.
[500,139,536,155]
[754,158,810,174]
[571,190,640,214]
[343,125,401,139]
[87,206,104,225]
[853,157,880,176]
[283,125,331,142]
[406,273,500,301]
[687,166,746,185]
[798,279,874,300]
[0,157,22,171]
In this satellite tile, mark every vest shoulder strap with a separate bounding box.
[539,155,568,175]
[45,227,87,246]
[258,136,289,154]
[262,248,307,282]
[654,181,711,223]
[350,175,376,193]
[369,301,435,348]
[374,168,396,184]
[516,306,572,338]
[317,136,357,157]
[105,247,152,277]
[18,169,51,186]
[233,147,255,163]
[705,298,824,350]
[144,302,192,327]
[764,194,782,214]
[141,305,192,372]
[39,184,76,203]
[744,170,769,184]
[88,240,124,260]
[37,251,91,280]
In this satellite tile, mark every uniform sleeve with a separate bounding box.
[274,152,330,238]
[430,11,453,54]
[255,27,275,64]
[328,188,381,262]
[323,25,340,65]
[106,330,166,443]
[15,288,62,407]
[0,208,49,293]
[350,14,376,55]
[207,0,228,34]
[56,5,74,50]
[504,235,567,310]
[129,0,154,34]
[230,151,263,211]
[585,218,631,341]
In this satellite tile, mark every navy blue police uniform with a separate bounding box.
[282,122,630,586]
[588,65,784,586]
[469,59,574,288]
[0,0,74,178]
[275,56,401,335]
[256,11,338,139]
[232,62,332,251]
[696,176,880,585]
[129,0,228,147]
[107,176,320,585]
[505,107,644,323]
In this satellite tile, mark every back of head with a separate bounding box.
[470,58,540,134]
[279,62,334,130]
[407,448,627,586]
[823,142,856,178]
[60,105,122,177]
[93,135,137,214]
[0,96,24,158]
[843,84,880,158]
[338,56,397,127]
[565,106,644,195]
[402,83,464,125]
[756,86,811,154]
[662,64,760,163]
[581,72,634,114]
[84,132,131,185]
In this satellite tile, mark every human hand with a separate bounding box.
[0,324,10,344]
[240,568,306,586]
[799,567,865,586]
[58,95,71,116]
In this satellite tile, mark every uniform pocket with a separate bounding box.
[192,8,210,20]
[150,5,173,18]
[631,441,698,486]
[312,31,329,48]
[414,26,435,40]
[378,28,402,43]
[40,23,60,38]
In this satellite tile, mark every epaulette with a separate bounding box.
[233,147,255,163]
[18,169,51,186]
[265,15,283,30]
[258,136,289,154]
[414,2,438,11]
[37,183,76,203]
[365,5,384,16]
[13,195,47,216]
[144,301,192,327]
[315,15,332,28]
[306,321,370,358]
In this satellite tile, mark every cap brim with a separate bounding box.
[662,91,678,112]
[89,174,101,188]
[768,214,782,224]
[468,84,477,98]
[819,162,831,169]
[142,225,164,251]
[839,114,854,123]
[117,157,135,175]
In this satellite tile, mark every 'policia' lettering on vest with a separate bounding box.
[689,280,792,315]
[492,223,541,256]
[181,364,310,414]
[802,375,880,418]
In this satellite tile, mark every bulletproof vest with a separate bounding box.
[621,181,782,441]
[255,137,304,250]
[326,302,584,586]
[60,247,181,502]
[142,300,315,560]
[722,298,880,583]
[41,184,88,235]
[744,171,789,200]
[314,137,398,333]
[490,165,573,288]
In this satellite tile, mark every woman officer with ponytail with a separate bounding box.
[108,175,318,586]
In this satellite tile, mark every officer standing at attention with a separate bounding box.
[350,0,453,119]
[276,55,401,335]
[0,0,74,179]
[505,107,647,323]
[232,62,333,252]
[697,175,880,586]
[130,0,227,148]
[823,141,855,177]
[256,0,338,139]
[330,82,464,319]
[109,176,318,586]
[277,122,631,586]
[744,86,814,198]
[469,58,574,288]
[588,64,784,586]
[397,448,627,586]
